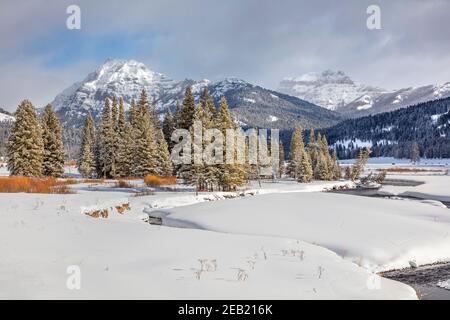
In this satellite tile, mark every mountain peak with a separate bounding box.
[50,59,175,121]
[278,70,385,111]
[284,70,354,85]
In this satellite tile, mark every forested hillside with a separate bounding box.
[320,97,450,159]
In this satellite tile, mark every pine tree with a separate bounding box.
[288,127,305,179]
[132,90,158,177]
[200,87,216,118]
[115,99,128,177]
[129,99,138,127]
[350,148,371,181]
[173,101,183,128]
[298,152,313,183]
[111,97,118,129]
[200,90,220,190]
[7,100,44,177]
[117,98,126,134]
[410,142,420,164]
[179,87,196,130]
[314,152,330,181]
[41,104,65,177]
[162,109,176,151]
[331,149,342,180]
[307,128,318,169]
[117,123,135,178]
[215,97,245,191]
[156,128,173,176]
[149,97,160,129]
[97,98,116,178]
[319,135,333,180]
[78,114,96,178]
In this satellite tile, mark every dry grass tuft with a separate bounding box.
[144,175,177,187]
[0,176,76,194]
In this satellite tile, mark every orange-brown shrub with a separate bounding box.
[0,176,75,194]
[144,175,177,187]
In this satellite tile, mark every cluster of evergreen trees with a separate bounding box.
[77,86,250,191]
[174,88,247,191]
[5,89,343,189]
[7,101,65,177]
[77,91,172,179]
[288,128,341,182]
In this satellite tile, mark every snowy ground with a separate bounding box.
[0,185,415,299]
[163,192,450,272]
[1,159,450,299]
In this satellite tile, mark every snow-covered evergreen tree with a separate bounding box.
[132,90,158,177]
[7,100,44,177]
[97,98,116,178]
[149,97,160,129]
[350,147,371,181]
[156,128,173,176]
[178,87,196,130]
[331,149,342,180]
[78,113,96,178]
[129,99,138,127]
[162,109,175,151]
[298,151,313,183]
[288,127,305,179]
[319,135,334,178]
[216,97,245,191]
[115,99,128,177]
[41,104,65,177]
[314,151,330,181]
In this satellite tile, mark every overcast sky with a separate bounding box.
[1,0,449,111]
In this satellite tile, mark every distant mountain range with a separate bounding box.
[278,70,450,118]
[2,60,450,159]
[51,59,342,130]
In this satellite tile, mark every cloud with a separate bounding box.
[0,0,449,110]
[0,57,95,110]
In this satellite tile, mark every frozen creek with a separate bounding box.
[329,178,450,299]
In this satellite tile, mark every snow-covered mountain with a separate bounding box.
[51,59,176,125]
[278,70,385,111]
[340,82,450,117]
[278,70,450,118]
[0,108,14,123]
[51,59,341,130]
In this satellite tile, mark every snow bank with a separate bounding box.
[164,192,450,272]
[437,280,450,290]
[380,174,450,202]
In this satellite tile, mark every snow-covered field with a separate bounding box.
[1,159,450,299]
[0,192,414,299]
